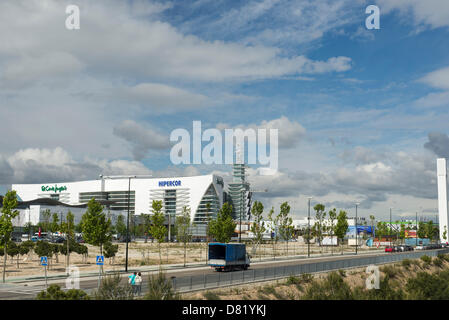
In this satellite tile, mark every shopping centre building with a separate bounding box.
[12,174,228,226]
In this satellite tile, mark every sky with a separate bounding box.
[1,0,449,221]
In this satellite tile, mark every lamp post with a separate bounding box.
[308,197,312,258]
[416,211,418,247]
[99,174,152,272]
[355,203,360,255]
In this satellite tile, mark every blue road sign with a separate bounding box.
[40,256,48,266]
[96,255,104,265]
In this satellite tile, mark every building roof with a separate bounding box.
[0,195,116,209]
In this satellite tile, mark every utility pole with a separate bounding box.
[355,203,360,255]
[99,174,152,273]
[308,197,312,258]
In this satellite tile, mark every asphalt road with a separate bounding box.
[0,248,426,300]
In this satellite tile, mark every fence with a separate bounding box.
[169,248,449,293]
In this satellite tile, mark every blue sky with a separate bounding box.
[0,0,449,220]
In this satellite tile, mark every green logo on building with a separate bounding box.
[41,185,67,193]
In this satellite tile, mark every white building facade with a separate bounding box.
[12,174,225,225]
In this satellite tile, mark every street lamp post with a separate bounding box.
[308,197,312,258]
[355,203,360,255]
[99,174,152,272]
[416,211,418,247]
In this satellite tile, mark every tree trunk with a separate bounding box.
[2,246,6,283]
[183,241,186,267]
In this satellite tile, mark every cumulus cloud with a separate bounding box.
[2,147,152,184]
[424,132,449,158]
[217,116,306,149]
[113,120,170,161]
[377,0,449,30]
[119,83,210,112]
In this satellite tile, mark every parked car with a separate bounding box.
[50,236,65,243]
[415,245,425,250]
[385,246,394,252]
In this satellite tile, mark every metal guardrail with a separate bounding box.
[168,248,449,293]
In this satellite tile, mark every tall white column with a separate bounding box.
[437,158,448,243]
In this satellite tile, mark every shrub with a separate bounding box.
[406,271,449,299]
[433,257,444,268]
[262,285,276,295]
[36,284,90,300]
[380,265,399,278]
[203,291,221,300]
[286,275,301,285]
[144,269,180,300]
[420,255,432,264]
[300,273,313,283]
[302,272,353,300]
[94,273,134,300]
[401,259,411,268]
[338,269,346,277]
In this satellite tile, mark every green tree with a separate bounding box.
[277,202,293,256]
[250,201,266,258]
[176,206,192,267]
[443,225,447,244]
[104,242,119,264]
[149,200,167,265]
[399,224,406,244]
[60,211,75,268]
[417,221,426,239]
[115,214,127,238]
[328,208,337,255]
[41,209,51,232]
[267,207,278,259]
[313,204,326,250]
[335,210,349,255]
[0,190,19,283]
[208,202,236,243]
[369,215,376,239]
[7,241,19,268]
[50,213,60,233]
[81,198,112,256]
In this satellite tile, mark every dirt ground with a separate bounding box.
[1,241,380,278]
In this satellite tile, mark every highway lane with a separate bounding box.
[0,249,421,300]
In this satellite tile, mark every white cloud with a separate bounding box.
[217,116,306,149]
[419,66,449,90]
[113,120,170,161]
[377,0,449,30]
[119,83,210,111]
[2,147,152,184]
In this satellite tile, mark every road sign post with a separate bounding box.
[40,256,48,289]
[96,255,104,289]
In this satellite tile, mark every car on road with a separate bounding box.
[50,236,65,243]
[397,245,414,252]
[385,246,394,252]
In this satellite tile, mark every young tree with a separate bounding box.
[41,209,51,232]
[335,210,348,255]
[267,207,278,259]
[208,202,236,243]
[399,224,406,244]
[81,198,112,257]
[1,190,19,283]
[328,208,337,255]
[50,213,60,233]
[250,201,266,258]
[443,225,448,244]
[149,200,167,265]
[313,204,326,251]
[417,221,426,239]
[104,242,119,264]
[176,206,192,267]
[277,202,293,256]
[115,214,127,239]
[369,215,376,239]
[60,211,75,268]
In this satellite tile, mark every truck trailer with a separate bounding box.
[208,242,250,271]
